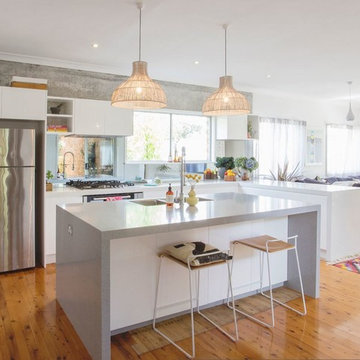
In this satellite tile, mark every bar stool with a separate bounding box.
[153,242,238,359]
[228,235,307,328]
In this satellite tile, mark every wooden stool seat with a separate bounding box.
[233,235,295,253]
[228,234,306,328]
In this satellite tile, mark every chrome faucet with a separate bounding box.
[178,146,186,205]
[62,151,75,179]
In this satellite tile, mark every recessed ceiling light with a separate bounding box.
[266,74,272,79]
[194,60,200,65]
[92,43,99,48]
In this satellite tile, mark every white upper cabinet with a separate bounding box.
[1,87,47,120]
[105,106,133,136]
[74,99,105,135]
[74,98,133,136]
[216,115,248,140]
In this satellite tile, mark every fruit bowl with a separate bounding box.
[204,173,217,179]
[224,175,236,181]
[203,168,217,180]
[224,169,236,181]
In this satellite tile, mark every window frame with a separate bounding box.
[125,109,213,164]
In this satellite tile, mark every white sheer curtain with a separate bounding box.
[258,117,306,177]
[326,124,360,176]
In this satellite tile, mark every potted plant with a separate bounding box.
[215,157,235,179]
[46,170,54,191]
[235,157,259,181]
[270,161,301,181]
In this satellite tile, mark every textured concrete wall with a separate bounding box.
[0,60,252,112]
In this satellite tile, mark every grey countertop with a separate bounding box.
[47,179,237,198]
[239,179,359,194]
[60,192,320,240]
[48,178,359,198]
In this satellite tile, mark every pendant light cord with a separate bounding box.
[138,2,143,61]
[223,24,228,76]
[348,81,352,106]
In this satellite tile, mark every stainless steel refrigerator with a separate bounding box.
[0,128,35,272]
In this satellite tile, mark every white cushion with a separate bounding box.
[163,241,231,267]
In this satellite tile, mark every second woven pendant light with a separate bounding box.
[203,25,250,116]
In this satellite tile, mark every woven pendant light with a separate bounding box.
[111,3,166,109]
[203,25,250,116]
[346,81,355,121]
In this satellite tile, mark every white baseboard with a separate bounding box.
[320,248,327,260]
[46,254,56,265]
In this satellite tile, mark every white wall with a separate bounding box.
[252,91,360,177]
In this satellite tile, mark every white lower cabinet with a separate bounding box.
[74,98,133,136]
[45,195,83,264]
[1,86,47,120]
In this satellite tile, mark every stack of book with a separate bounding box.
[47,125,68,132]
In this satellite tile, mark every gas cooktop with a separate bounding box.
[66,180,134,190]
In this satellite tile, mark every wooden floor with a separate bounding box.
[0,262,359,359]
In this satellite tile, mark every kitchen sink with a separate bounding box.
[131,197,213,206]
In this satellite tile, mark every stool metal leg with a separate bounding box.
[226,242,236,306]
[260,236,307,316]
[196,270,200,312]
[228,247,275,328]
[152,255,163,330]
[294,245,307,315]
[153,256,195,359]
[228,236,307,330]
[153,252,238,359]
[188,264,196,358]
[259,251,264,292]
[266,248,275,327]
[197,261,238,342]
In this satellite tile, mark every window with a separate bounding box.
[326,124,360,176]
[258,117,306,176]
[126,112,170,161]
[126,111,211,162]
[172,114,210,161]
[58,136,115,178]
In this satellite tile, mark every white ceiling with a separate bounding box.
[1,0,360,101]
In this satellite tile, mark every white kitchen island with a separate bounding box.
[56,192,320,360]
[238,180,360,261]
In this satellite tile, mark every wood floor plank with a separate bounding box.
[274,306,360,358]
[0,261,359,359]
